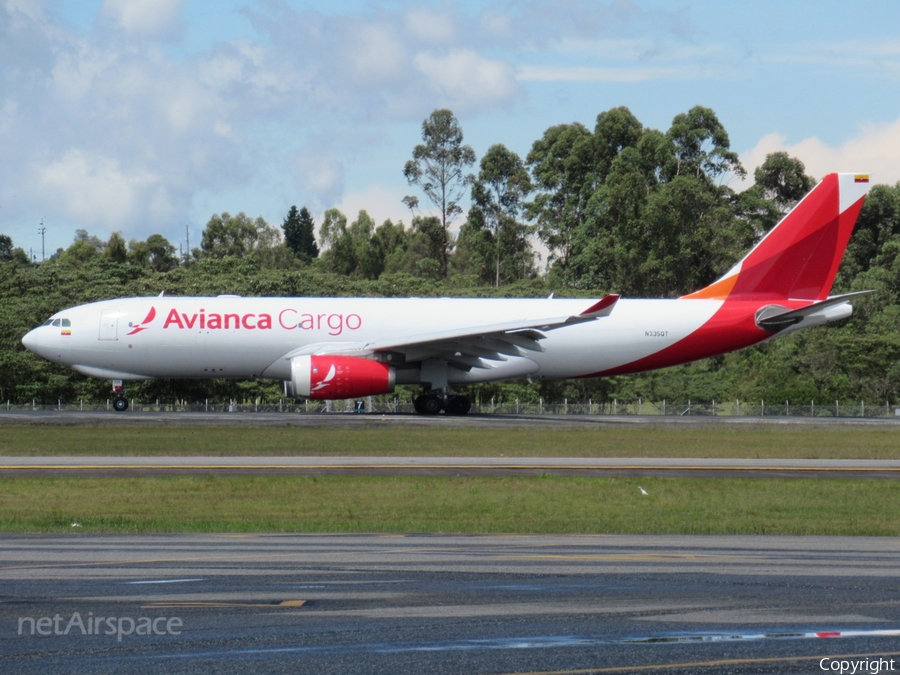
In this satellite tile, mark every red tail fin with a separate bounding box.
[685,173,870,301]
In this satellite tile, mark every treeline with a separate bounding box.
[2,106,900,405]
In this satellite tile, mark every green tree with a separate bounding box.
[200,213,281,259]
[403,109,476,277]
[471,144,533,286]
[282,206,319,263]
[318,209,388,279]
[0,234,30,264]
[666,105,744,181]
[146,234,178,272]
[839,182,900,286]
[753,152,815,212]
[736,152,816,236]
[555,105,752,295]
[526,123,593,277]
[375,220,409,275]
[103,232,128,264]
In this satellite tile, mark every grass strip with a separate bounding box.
[1,424,900,459]
[1,475,898,535]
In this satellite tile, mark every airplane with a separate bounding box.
[22,172,871,415]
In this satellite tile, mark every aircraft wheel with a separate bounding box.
[113,397,129,412]
[445,395,471,416]
[414,394,442,415]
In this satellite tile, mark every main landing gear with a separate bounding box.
[413,393,472,416]
[111,378,128,412]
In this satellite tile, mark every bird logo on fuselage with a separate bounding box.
[126,307,157,335]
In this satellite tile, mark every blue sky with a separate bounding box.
[3,0,900,259]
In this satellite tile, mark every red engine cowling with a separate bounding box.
[287,355,395,400]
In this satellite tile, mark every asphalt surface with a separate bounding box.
[2,534,900,674]
[4,455,900,479]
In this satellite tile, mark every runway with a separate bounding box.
[4,455,900,478]
[2,534,900,674]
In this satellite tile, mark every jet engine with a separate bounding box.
[285,355,395,400]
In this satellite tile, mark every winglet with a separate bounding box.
[580,294,620,318]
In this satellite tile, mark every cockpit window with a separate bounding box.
[61,319,71,327]
[42,320,53,326]
[51,319,61,327]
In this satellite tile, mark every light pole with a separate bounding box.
[37,218,46,261]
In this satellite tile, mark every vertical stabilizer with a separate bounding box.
[684,173,871,301]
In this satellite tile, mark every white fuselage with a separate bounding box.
[22,296,728,384]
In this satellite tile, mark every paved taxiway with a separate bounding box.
[2,534,900,674]
[4,455,900,479]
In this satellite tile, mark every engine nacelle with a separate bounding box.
[285,355,395,400]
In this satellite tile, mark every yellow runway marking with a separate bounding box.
[141,600,305,609]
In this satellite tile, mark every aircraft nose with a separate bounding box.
[22,328,40,353]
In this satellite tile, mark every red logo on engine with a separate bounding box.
[126,306,157,335]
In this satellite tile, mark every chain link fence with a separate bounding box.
[5,397,900,418]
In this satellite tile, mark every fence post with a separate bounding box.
[811,400,814,417]
[663,399,666,416]
[564,398,568,415]
[786,400,789,416]
[539,398,543,415]
[712,399,716,416]
[516,398,520,414]
[761,400,764,416]
[861,400,865,417]
[638,397,642,415]
[613,398,617,415]
[589,399,592,415]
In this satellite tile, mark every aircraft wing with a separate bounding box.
[275,295,619,371]
[361,295,619,370]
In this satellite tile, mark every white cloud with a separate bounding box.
[518,64,683,82]
[404,7,456,44]
[741,118,900,188]
[415,49,521,112]
[39,149,165,229]
[345,22,408,85]
[103,0,186,39]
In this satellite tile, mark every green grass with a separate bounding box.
[1,475,899,536]
[1,424,900,458]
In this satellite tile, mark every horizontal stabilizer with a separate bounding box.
[755,290,874,332]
